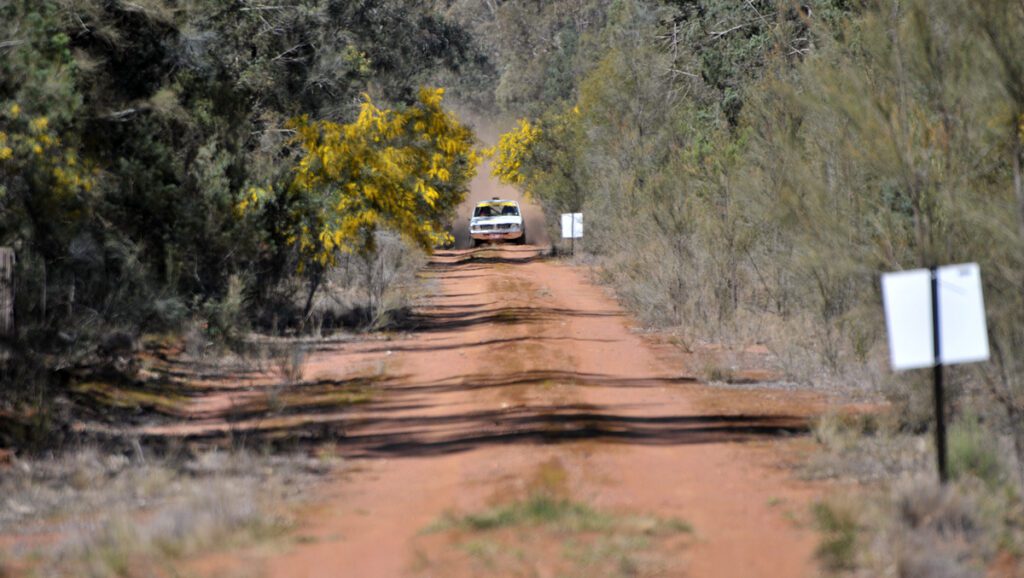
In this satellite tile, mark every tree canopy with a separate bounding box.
[0,0,484,379]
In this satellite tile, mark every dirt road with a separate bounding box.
[237,245,828,578]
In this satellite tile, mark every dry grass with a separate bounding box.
[70,381,190,416]
[54,480,281,577]
[812,480,993,578]
[803,412,932,483]
[0,448,340,577]
[806,411,1024,577]
[311,230,429,332]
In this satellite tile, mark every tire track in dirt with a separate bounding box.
[241,245,827,578]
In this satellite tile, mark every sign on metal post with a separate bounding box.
[882,264,989,369]
[561,213,583,255]
[881,263,989,482]
[561,213,583,239]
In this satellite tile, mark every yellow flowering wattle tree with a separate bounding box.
[487,107,585,221]
[239,87,479,317]
[487,118,541,188]
[0,102,95,202]
[0,101,97,257]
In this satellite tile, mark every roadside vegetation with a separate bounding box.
[807,412,1024,577]
[0,449,338,577]
[460,0,1024,574]
[0,0,483,446]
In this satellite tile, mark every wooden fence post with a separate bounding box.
[0,247,13,337]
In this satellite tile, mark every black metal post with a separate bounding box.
[570,215,576,256]
[931,266,948,483]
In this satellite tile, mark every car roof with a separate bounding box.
[475,200,519,207]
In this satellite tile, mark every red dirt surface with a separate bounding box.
[206,244,833,578]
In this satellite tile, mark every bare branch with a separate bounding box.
[251,128,297,136]
[239,5,294,11]
[272,43,309,61]
[709,23,750,40]
[102,108,146,121]
[665,66,700,79]
[746,0,771,27]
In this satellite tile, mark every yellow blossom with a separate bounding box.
[490,118,540,186]
[245,87,479,270]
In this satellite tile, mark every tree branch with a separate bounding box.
[709,23,750,40]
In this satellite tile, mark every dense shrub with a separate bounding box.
[0,0,484,437]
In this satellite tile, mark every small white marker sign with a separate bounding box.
[881,263,989,371]
[561,213,583,239]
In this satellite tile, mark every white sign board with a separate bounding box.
[881,263,989,371]
[561,213,583,239]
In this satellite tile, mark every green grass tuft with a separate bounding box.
[813,501,859,573]
[435,493,692,536]
[949,416,1003,487]
[424,491,691,578]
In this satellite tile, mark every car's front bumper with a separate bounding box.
[470,230,524,241]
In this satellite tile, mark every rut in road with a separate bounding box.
[255,245,825,578]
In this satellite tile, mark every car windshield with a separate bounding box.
[474,203,518,217]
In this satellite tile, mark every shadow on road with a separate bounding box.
[428,246,548,268]
[103,366,809,456]
[343,411,810,458]
[404,306,621,333]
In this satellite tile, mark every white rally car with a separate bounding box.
[469,198,526,246]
